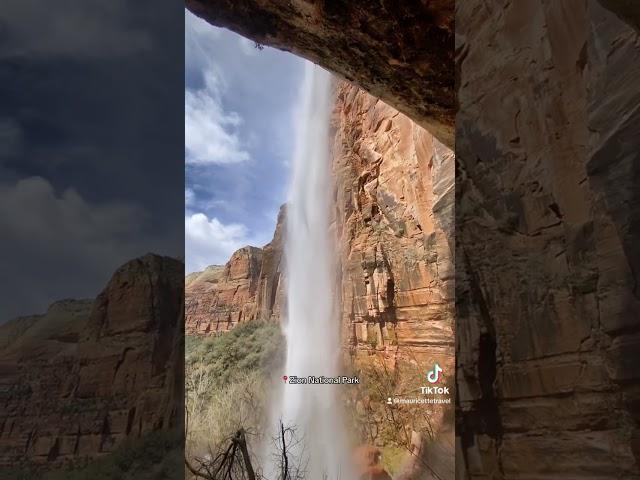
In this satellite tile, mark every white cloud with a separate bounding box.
[185,212,250,273]
[183,10,303,276]
[185,11,223,74]
[185,69,250,165]
[185,11,249,166]
[186,11,222,41]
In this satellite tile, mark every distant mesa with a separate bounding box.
[0,253,183,467]
[185,205,286,335]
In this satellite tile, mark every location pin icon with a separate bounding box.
[282,375,288,382]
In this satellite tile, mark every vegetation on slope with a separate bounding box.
[186,320,284,387]
[185,321,285,465]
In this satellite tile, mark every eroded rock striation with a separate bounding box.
[332,82,455,478]
[186,82,456,475]
[456,1,640,477]
[185,83,455,372]
[331,81,455,375]
[185,0,455,148]
[0,254,183,467]
[185,247,263,335]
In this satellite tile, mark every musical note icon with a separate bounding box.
[427,363,443,384]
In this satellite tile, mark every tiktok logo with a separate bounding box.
[427,363,443,384]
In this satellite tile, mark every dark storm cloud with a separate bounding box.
[0,0,184,321]
[0,0,152,60]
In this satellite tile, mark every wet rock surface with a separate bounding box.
[185,82,456,476]
[185,81,455,382]
[185,2,640,475]
[332,81,455,479]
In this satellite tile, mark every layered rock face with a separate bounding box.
[331,81,455,376]
[185,83,455,374]
[332,82,455,478]
[185,0,454,148]
[185,206,286,335]
[185,247,263,335]
[456,1,640,478]
[0,255,183,467]
[186,82,456,476]
[333,82,455,479]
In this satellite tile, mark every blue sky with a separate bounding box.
[185,11,304,273]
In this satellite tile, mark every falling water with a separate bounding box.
[274,62,352,479]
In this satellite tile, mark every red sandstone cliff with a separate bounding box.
[187,2,640,477]
[331,82,454,371]
[185,81,456,477]
[186,84,455,350]
[185,206,285,335]
[184,85,455,372]
[332,82,455,479]
[0,254,183,467]
[185,246,263,335]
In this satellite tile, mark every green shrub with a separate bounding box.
[185,321,285,462]
[185,321,285,388]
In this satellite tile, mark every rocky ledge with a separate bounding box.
[185,0,455,148]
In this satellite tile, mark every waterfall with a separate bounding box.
[272,62,352,479]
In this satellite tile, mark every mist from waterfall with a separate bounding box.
[269,62,352,480]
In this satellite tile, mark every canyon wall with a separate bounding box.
[456,1,640,478]
[185,206,285,335]
[185,81,456,476]
[331,82,454,369]
[331,82,456,479]
[0,255,183,467]
[184,84,455,373]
